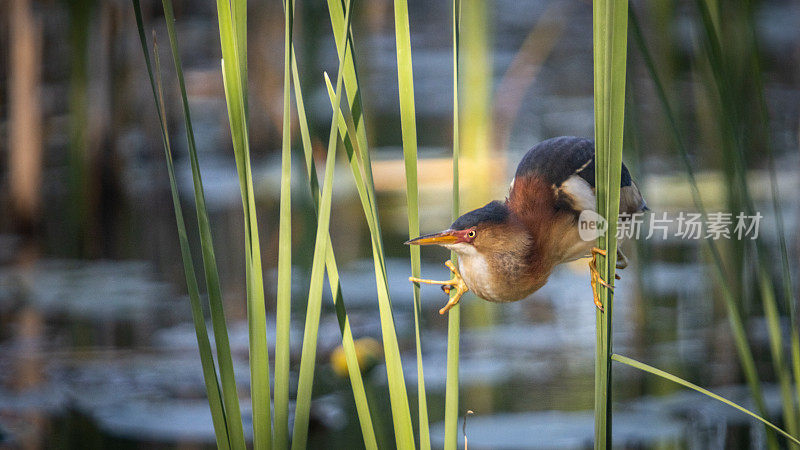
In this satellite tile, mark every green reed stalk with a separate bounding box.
[290,1,354,447]
[322,78,376,242]
[291,56,378,450]
[160,1,250,447]
[273,0,293,448]
[460,0,490,189]
[323,74,416,450]
[759,263,799,446]
[693,3,794,445]
[325,2,417,447]
[324,0,384,253]
[131,6,232,447]
[153,51,232,450]
[214,0,271,446]
[322,76,376,231]
[741,3,800,437]
[613,355,800,445]
[67,0,92,256]
[592,0,628,447]
[443,1,461,448]
[629,8,788,446]
[757,58,800,437]
[391,0,431,447]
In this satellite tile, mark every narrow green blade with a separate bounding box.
[693,2,790,444]
[323,76,414,450]
[274,1,294,448]
[758,265,799,444]
[612,354,800,445]
[214,0,272,446]
[592,0,628,447]
[739,5,800,440]
[391,0,430,447]
[325,2,417,448]
[629,8,773,444]
[326,0,388,263]
[292,47,378,450]
[290,2,353,448]
[444,1,461,448]
[322,76,377,239]
[158,2,248,448]
[131,3,231,447]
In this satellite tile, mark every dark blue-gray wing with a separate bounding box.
[511,136,646,214]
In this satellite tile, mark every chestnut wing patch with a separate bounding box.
[511,136,642,214]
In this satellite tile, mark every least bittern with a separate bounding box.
[407,136,647,314]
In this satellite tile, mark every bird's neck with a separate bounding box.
[506,177,571,272]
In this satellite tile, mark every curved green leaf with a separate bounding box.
[612,354,800,445]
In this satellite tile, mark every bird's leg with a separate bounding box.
[589,247,615,311]
[408,260,469,315]
[616,248,628,270]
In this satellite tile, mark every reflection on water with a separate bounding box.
[430,410,685,449]
[0,250,785,448]
[2,0,800,448]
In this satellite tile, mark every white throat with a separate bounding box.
[443,243,494,298]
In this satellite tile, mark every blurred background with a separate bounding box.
[2,0,800,448]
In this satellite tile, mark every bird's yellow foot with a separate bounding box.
[409,260,469,315]
[589,247,618,312]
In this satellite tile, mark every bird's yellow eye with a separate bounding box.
[467,230,476,238]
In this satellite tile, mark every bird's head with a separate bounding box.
[406,201,527,259]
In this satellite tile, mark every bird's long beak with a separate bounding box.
[405,230,459,246]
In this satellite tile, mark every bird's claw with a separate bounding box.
[408,259,469,315]
[589,247,616,312]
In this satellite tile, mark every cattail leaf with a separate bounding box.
[214,0,272,446]
[290,1,353,447]
[444,1,462,449]
[592,0,628,446]
[613,354,800,445]
[132,2,238,448]
[324,2,417,448]
[390,0,431,447]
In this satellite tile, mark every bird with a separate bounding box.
[406,136,647,315]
